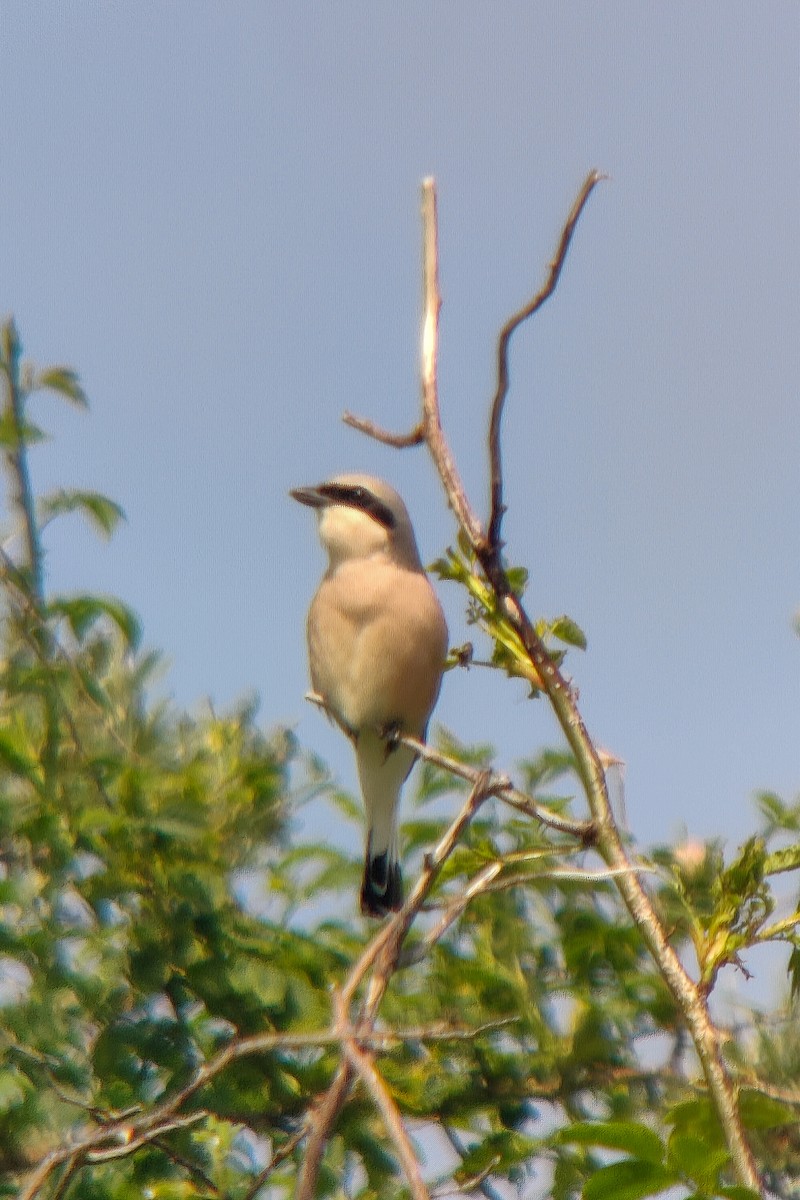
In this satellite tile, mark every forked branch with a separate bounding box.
[344,176,762,1193]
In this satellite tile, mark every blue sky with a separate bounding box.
[1,4,799,875]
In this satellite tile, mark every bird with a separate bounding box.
[290,473,448,917]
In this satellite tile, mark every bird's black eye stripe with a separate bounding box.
[318,483,396,530]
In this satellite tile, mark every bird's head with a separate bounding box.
[290,473,423,569]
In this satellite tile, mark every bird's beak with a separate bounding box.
[289,485,327,509]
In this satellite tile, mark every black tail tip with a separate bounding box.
[360,851,403,918]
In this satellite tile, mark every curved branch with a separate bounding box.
[488,171,605,550]
[342,412,425,446]
[305,691,592,841]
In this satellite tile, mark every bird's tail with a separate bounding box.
[356,730,415,918]
[360,846,403,917]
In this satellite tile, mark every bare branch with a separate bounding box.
[342,411,425,446]
[487,170,605,550]
[242,1125,307,1200]
[150,1135,221,1195]
[296,1064,352,1200]
[353,772,493,1017]
[297,772,494,1198]
[23,1018,502,1200]
[47,1160,79,1200]
[417,180,487,550]
[336,992,431,1200]
[305,690,591,841]
[19,1155,70,1200]
[440,1124,506,1200]
[401,861,504,965]
[83,1113,207,1164]
[345,1040,430,1199]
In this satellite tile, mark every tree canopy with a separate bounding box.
[2,184,800,1200]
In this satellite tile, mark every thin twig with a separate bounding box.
[21,1024,489,1199]
[345,1041,430,1199]
[297,773,494,1199]
[440,1124,506,1200]
[361,773,493,1016]
[296,1064,352,1200]
[342,413,426,446]
[149,1136,221,1195]
[83,1113,208,1164]
[336,992,431,1200]
[418,180,485,549]
[242,1124,307,1200]
[488,171,605,550]
[19,1154,72,1200]
[305,691,591,841]
[47,1160,79,1200]
[400,861,504,965]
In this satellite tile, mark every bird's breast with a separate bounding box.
[307,558,447,736]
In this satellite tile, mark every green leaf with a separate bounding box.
[48,593,142,649]
[736,1087,795,1129]
[39,489,126,538]
[583,1159,676,1200]
[790,946,800,999]
[755,790,798,830]
[550,613,587,650]
[0,728,42,784]
[558,1121,665,1165]
[764,844,800,875]
[0,317,21,365]
[0,412,47,447]
[456,525,473,559]
[667,1131,728,1186]
[35,366,88,407]
[505,565,529,597]
[455,1130,539,1182]
[0,1068,29,1113]
[666,1098,725,1148]
[720,836,766,894]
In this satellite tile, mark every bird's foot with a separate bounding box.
[377,720,403,759]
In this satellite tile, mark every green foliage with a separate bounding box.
[431,531,587,695]
[34,366,88,408]
[39,489,126,539]
[2,318,800,1199]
